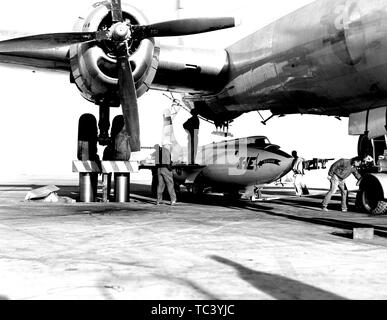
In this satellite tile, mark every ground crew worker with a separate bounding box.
[322,157,362,212]
[154,143,177,206]
[291,151,309,196]
[183,109,200,164]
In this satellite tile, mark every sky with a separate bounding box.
[0,0,358,184]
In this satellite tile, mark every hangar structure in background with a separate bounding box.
[2,0,387,213]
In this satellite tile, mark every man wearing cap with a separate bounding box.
[154,143,177,206]
[291,150,309,196]
[322,157,362,212]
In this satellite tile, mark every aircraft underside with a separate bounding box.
[183,0,387,122]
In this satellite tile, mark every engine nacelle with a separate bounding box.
[69,1,159,106]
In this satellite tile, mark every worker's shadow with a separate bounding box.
[210,255,347,300]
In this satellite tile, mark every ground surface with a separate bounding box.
[1,180,387,300]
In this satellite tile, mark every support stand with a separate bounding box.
[73,161,101,202]
[114,173,130,203]
[79,173,98,203]
[73,161,138,203]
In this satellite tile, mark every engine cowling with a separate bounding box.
[69,1,159,106]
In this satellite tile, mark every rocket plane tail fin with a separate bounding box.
[161,109,184,162]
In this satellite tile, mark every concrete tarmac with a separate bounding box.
[1,180,387,300]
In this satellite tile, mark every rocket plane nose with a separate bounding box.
[280,156,294,178]
[272,150,293,181]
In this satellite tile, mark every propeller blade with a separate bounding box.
[0,31,109,53]
[135,17,236,38]
[111,0,123,23]
[117,55,141,152]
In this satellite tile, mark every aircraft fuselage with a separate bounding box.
[173,136,293,191]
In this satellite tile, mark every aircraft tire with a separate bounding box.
[371,201,387,215]
[358,188,387,215]
[192,183,204,195]
[77,113,99,161]
[225,191,241,200]
[192,174,205,195]
[174,182,181,194]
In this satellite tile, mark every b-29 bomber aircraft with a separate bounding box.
[1,0,387,214]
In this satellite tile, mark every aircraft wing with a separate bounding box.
[0,31,70,71]
[0,26,229,93]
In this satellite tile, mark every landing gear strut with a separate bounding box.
[98,104,111,146]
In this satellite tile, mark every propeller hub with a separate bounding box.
[112,23,131,41]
